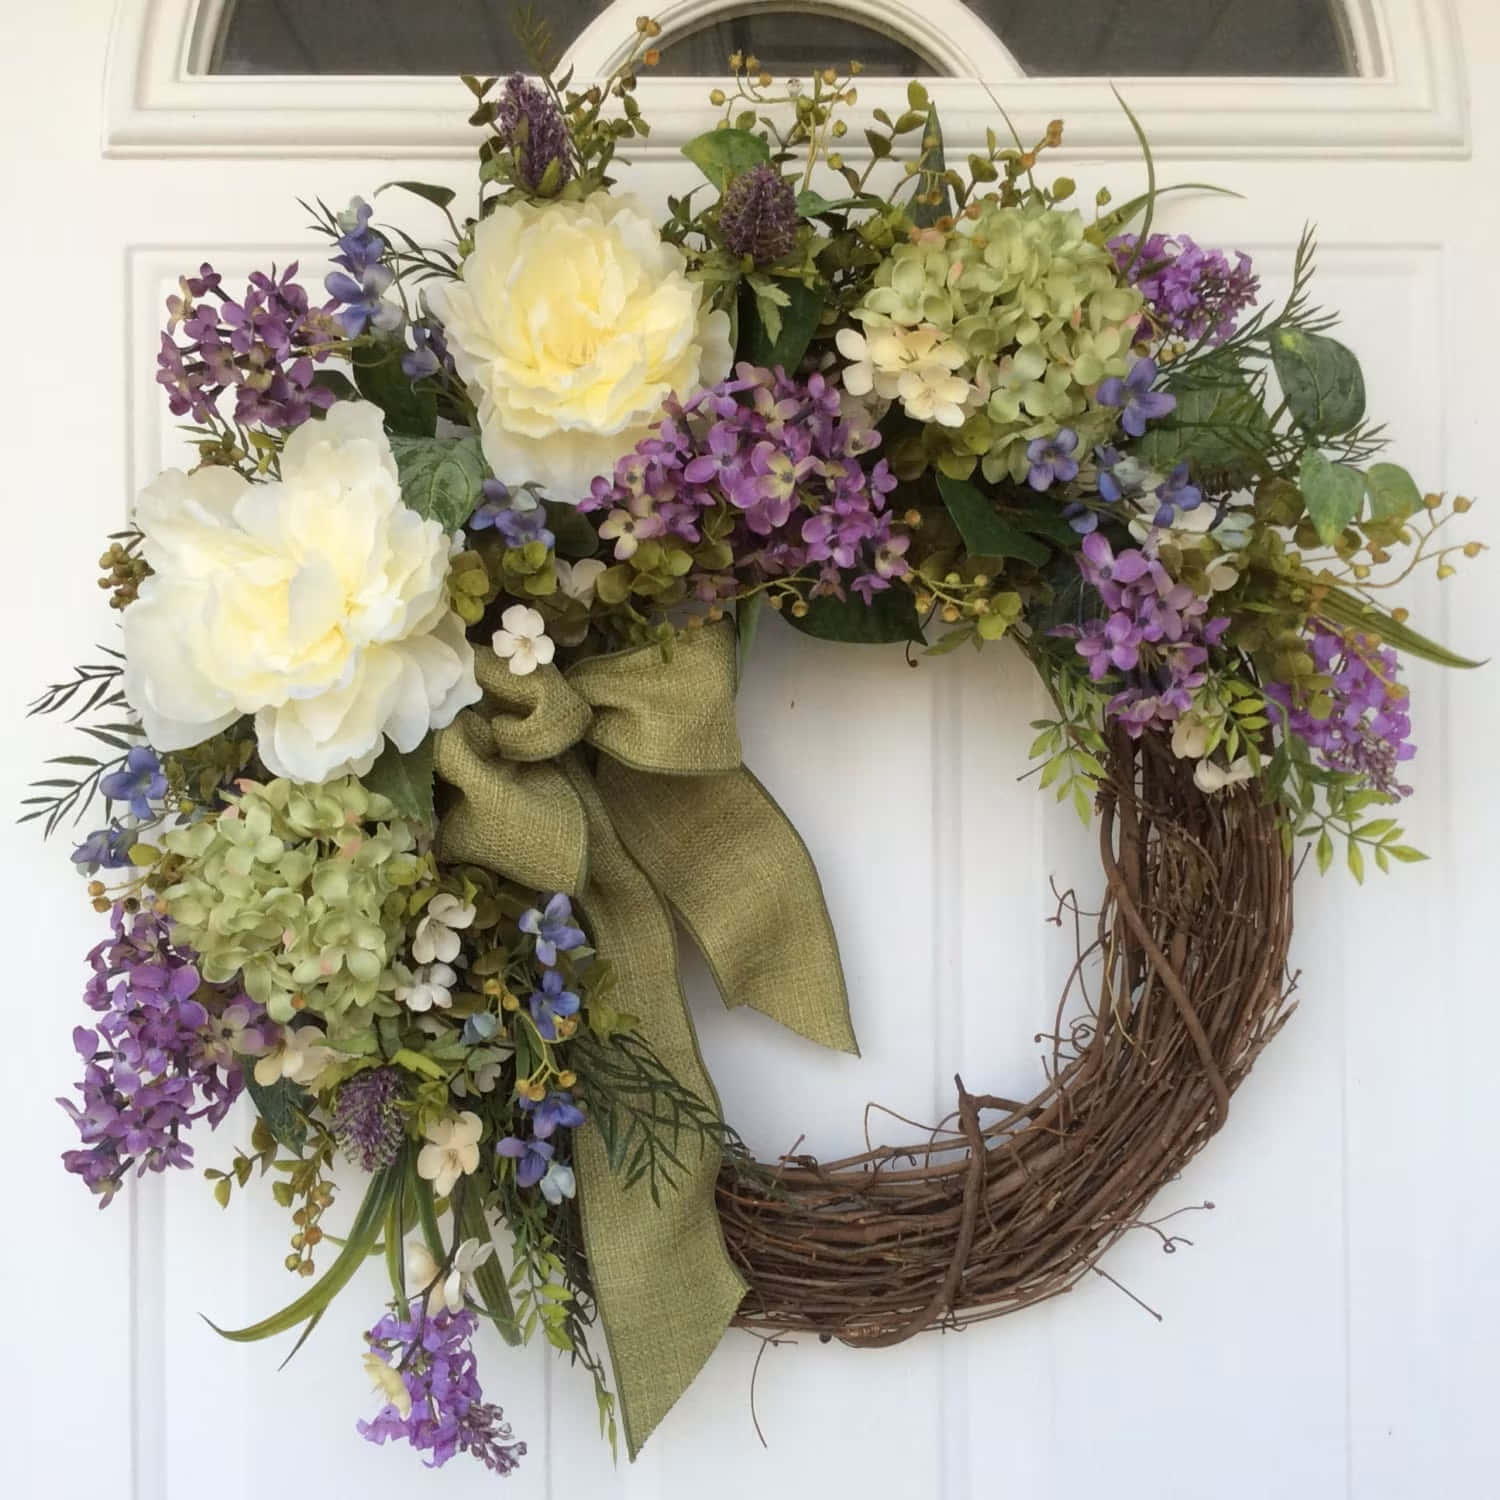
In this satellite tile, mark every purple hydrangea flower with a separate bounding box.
[1026,427,1080,491]
[359,1305,526,1474]
[58,905,252,1206]
[325,263,403,339]
[72,824,134,872]
[1096,358,1176,439]
[495,74,571,193]
[518,1089,585,1140]
[1111,233,1260,347]
[402,320,453,381]
[518,893,585,967]
[580,364,905,605]
[527,969,579,1042]
[100,746,167,821]
[332,1066,406,1171]
[1052,532,1228,737]
[493,506,555,551]
[156,262,340,430]
[496,1133,553,1188]
[1149,462,1203,527]
[1267,626,1415,797]
[719,164,799,266]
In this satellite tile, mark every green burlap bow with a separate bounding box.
[433,620,856,1455]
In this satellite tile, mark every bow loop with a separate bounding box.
[567,625,742,775]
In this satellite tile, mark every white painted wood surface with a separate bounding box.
[2,2,1497,1496]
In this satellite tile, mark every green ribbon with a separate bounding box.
[434,620,856,1455]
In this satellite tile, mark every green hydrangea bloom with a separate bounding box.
[160,777,422,1034]
[854,204,1142,483]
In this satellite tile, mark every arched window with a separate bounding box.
[106,1,1463,158]
[200,0,1368,79]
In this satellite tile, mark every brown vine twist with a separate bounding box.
[716,730,1296,1341]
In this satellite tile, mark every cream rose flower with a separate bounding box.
[122,402,481,783]
[433,194,733,501]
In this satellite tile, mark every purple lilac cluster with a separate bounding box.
[582,364,907,604]
[1056,533,1229,737]
[156,263,340,430]
[359,1306,526,1475]
[495,73,572,192]
[1267,626,1416,797]
[58,905,262,1206]
[1109,234,1260,347]
[324,198,402,341]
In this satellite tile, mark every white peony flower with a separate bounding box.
[394,961,458,1013]
[122,402,481,784]
[417,1110,483,1197]
[1193,755,1255,794]
[411,893,476,965]
[432,195,733,502]
[492,604,555,676]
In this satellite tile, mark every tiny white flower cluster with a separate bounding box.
[836,324,975,428]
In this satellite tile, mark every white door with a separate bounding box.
[5,2,1497,1496]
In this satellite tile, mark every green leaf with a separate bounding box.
[387,433,487,530]
[457,1186,522,1345]
[785,584,923,645]
[935,475,1050,565]
[352,341,437,438]
[244,1073,311,1154]
[1136,378,1270,471]
[205,1165,398,1343]
[1300,448,1366,545]
[681,127,770,190]
[1315,828,1334,874]
[909,105,951,228]
[376,179,457,212]
[1271,329,1366,437]
[736,592,763,669]
[362,737,436,823]
[1314,587,1485,669]
[309,369,357,402]
[740,279,823,371]
[1364,461,1423,521]
[1346,840,1366,884]
[544,500,600,559]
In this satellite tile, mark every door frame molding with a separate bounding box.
[105,0,1468,159]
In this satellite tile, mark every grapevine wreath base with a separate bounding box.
[719,731,1295,1341]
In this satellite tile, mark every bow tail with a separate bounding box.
[561,759,749,1460]
[598,758,859,1056]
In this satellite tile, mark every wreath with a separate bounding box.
[36,23,1483,1479]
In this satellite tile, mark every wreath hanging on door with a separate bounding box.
[34,22,1482,1479]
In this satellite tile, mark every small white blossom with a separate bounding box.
[405,1234,495,1314]
[412,892,476,965]
[1193,755,1255,794]
[492,604,555,677]
[540,1160,576,1205]
[1170,707,1221,761]
[363,1351,412,1418]
[394,960,458,1013]
[416,1110,483,1198]
[555,557,607,606]
[836,324,973,427]
[253,1024,334,1088]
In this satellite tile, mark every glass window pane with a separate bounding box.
[205,0,1359,78]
